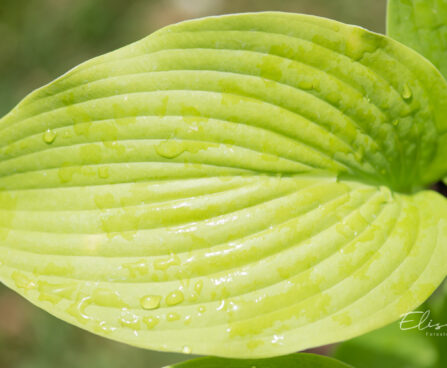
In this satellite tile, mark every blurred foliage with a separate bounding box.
[0,0,388,367]
[0,0,386,117]
[335,281,447,368]
[166,353,354,368]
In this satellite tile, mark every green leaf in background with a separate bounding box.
[387,0,447,79]
[166,353,353,368]
[0,12,446,358]
[335,319,438,368]
[335,279,447,368]
[387,0,447,220]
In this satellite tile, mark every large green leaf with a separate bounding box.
[387,0,447,79]
[0,12,447,358]
[167,353,353,368]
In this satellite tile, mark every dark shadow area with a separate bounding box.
[432,181,447,197]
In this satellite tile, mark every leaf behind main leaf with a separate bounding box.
[387,0,447,184]
[387,0,447,79]
[167,353,353,368]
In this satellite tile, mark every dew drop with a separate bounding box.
[402,83,412,101]
[198,305,206,314]
[153,254,180,271]
[67,296,92,324]
[143,316,159,329]
[119,309,141,329]
[194,280,203,295]
[12,271,36,290]
[92,287,127,308]
[43,129,57,144]
[182,345,192,354]
[140,295,161,310]
[98,320,117,334]
[167,312,181,321]
[155,140,185,159]
[166,290,184,306]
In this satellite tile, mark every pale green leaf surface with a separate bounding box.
[166,353,353,368]
[0,12,446,358]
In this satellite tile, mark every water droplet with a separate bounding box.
[43,129,57,144]
[402,83,412,100]
[97,320,117,334]
[198,305,206,314]
[194,280,203,295]
[119,309,141,329]
[38,280,76,304]
[182,345,192,354]
[98,167,109,178]
[167,312,180,321]
[12,271,36,290]
[155,140,185,159]
[271,334,284,345]
[153,254,180,271]
[143,316,159,329]
[140,295,161,310]
[67,296,92,324]
[166,290,184,306]
[92,287,127,308]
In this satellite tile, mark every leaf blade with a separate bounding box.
[0,12,446,358]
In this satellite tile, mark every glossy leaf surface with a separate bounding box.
[0,12,446,358]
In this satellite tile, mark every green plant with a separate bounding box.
[0,2,446,367]
[167,353,353,367]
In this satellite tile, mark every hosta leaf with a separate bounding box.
[167,353,353,368]
[387,0,447,79]
[0,12,447,358]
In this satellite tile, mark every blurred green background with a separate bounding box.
[0,0,414,367]
[0,0,387,118]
